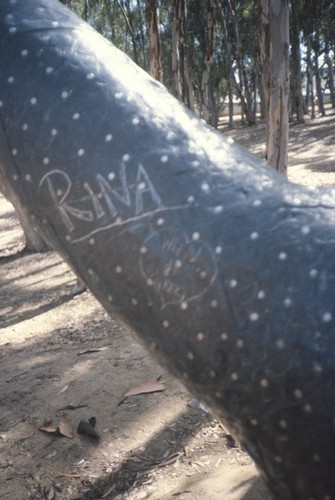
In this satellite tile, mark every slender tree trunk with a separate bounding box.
[171,1,182,101]
[325,43,335,108]
[227,0,255,125]
[115,0,139,64]
[171,0,194,111]
[136,0,148,69]
[313,29,325,117]
[215,0,234,127]
[146,0,163,82]
[103,0,116,41]
[201,0,215,124]
[290,0,305,123]
[259,0,290,175]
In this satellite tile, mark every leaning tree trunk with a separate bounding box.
[146,0,163,83]
[259,0,290,176]
[0,174,48,252]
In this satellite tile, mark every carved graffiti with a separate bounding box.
[38,163,170,242]
[139,228,218,309]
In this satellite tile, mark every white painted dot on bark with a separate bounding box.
[180,301,188,310]
[231,372,239,381]
[257,290,265,299]
[132,116,140,125]
[313,362,322,373]
[221,332,228,341]
[309,269,318,278]
[294,389,303,399]
[192,232,200,240]
[276,339,285,349]
[279,252,287,261]
[250,312,259,321]
[160,155,168,163]
[78,149,85,156]
[260,379,269,388]
[323,312,332,323]
[115,266,122,273]
[187,352,194,360]
[105,133,113,142]
[229,279,238,288]
[43,157,50,165]
[302,225,311,235]
[196,332,204,341]
[163,320,169,328]
[279,419,288,429]
[250,232,259,240]
[215,246,222,254]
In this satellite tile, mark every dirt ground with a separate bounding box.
[1,110,335,500]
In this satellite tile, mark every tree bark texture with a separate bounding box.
[201,0,215,124]
[146,0,163,82]
[290,0,305,123]
[171,0,194,111]
[259,0,290,175]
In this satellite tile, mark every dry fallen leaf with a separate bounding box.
[124,379,166,397]
[38,424,58,434]
[38,413,73,439]
[58,413,74,439]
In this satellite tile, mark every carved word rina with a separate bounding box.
[39,163,164,242]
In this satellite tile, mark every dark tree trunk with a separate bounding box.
[171,0,194,111]
[146,0,163,82]
[201,0,215,125]
[215,0,234,127]
[227,0,256,125]
[290,0,305,123]
[313,29,325,117]
[259,0,290,175]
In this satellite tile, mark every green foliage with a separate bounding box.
[65,0,335,124]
